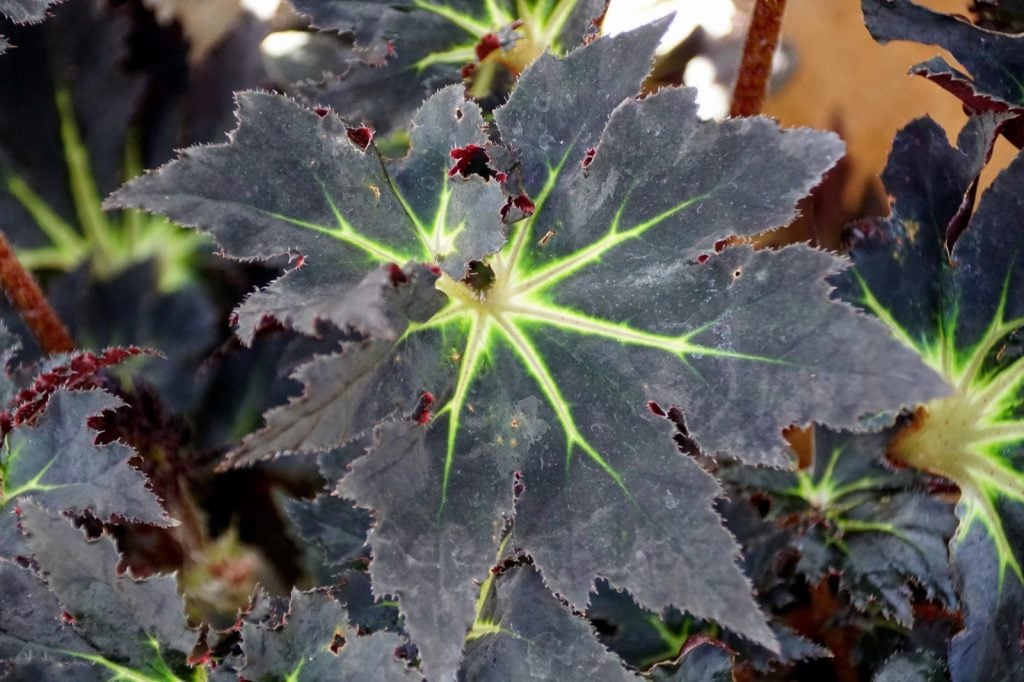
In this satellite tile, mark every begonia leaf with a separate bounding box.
[834,114,1024,680]
[0,0,62,24]
[288,0,605,132]
[237,589,416,681]
[459,565,636,681]
[20,504,195,672]
[722,426,957,627]
[109,19,947,681]
[0,390,172,560]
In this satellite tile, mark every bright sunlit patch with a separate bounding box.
[241,0,281,21]
[261,30,311,59]
[683,56,730,119]
[603,0,738,51]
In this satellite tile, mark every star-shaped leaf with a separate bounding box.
[833,114,1024,679]
[722,426,958,627]
[110,18,946,682]
[0,390,173,558]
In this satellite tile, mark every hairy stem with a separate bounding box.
[730,0,787,117]
[0,231,74,354]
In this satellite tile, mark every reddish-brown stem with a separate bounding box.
[730,0,788,118]
[0,231,75,354]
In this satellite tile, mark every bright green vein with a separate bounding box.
[271,166,778,510]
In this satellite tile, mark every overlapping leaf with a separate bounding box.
[874,651,946,682]
[459,564,635,681]
[648,642,734,682]
[288,0,605,132]
[586,580,827,673]
[0,0,141,249]
[862,0,1024,147]
[0,390,172,558]
[110,19,947,681]
[833,114,1024,680]
[16,503,195,675]
[0,0,62,24]
[723,426,957,627]
[236,589,416,681]
[282,439,375,584]
[110,83,501,343]
[0,557,101,664]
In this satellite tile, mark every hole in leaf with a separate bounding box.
[841,218,887,250]
[454,107,463,121]
[346,126,374,150]
[449,144,500,181]
[513,470,525,500]
[330,632,347,655]
[500,193,535,220]
[394,641,417,662]
[312,106,330,118]
[411,391,434,426]
[461,260,496,294]
[582,147,596,170]
[647,400,666,417]
[750,491,772,518]
[385,263,408,287]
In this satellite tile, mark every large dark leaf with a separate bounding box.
[834,114,1024,679]
[110,18,946,681]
